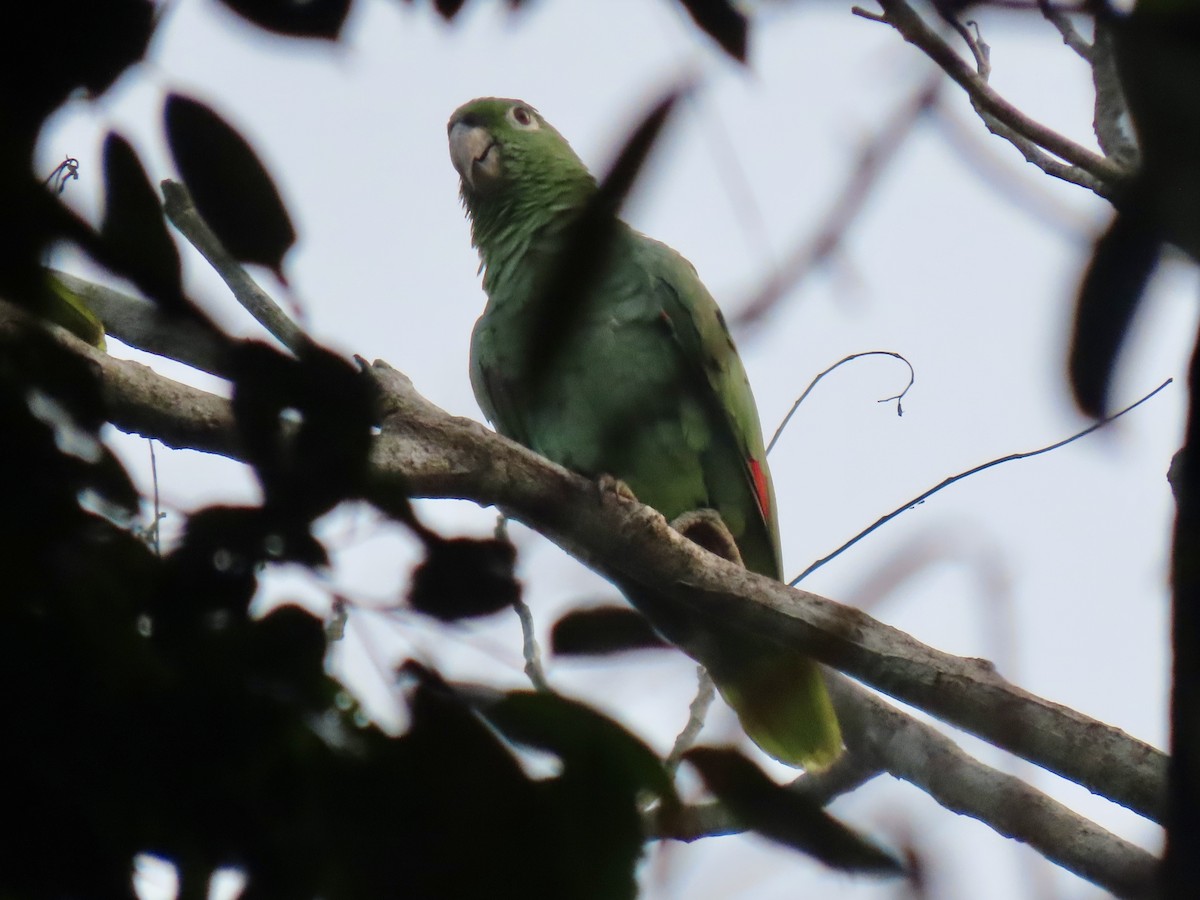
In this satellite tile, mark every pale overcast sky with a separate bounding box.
[39,1,1185,896]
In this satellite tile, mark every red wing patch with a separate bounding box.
[748,457,771,522]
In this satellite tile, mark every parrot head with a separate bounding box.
[448,97,595,208]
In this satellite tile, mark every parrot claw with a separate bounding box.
[596,473,639,504]
[670,509,744,567]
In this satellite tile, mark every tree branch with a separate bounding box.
[1091,19,1140,168]
[15,302,1164,831]
[1038,0,1093,62]
[47,270,230,378]
[854,0,1128,197]
[827,675,1157,898]
[654,672,1156,896]
[160,179,311,356]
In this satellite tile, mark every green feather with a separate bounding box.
[449,97,841,769]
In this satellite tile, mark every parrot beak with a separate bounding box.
[449,121,500,192]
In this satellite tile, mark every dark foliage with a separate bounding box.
[166,94,298,283]
[675,0,747,61]
[409,535,520,620]
[217,0,352,39]
[683,748,902,875]
[0,1,910,894]
[1067,8,1200,893]
[101,134,189,315]
[551,605,670,655]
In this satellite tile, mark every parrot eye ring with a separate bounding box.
[508,105,538,130]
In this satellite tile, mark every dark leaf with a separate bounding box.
[217,0,350,39]
[1069,203,1162,418]
[481,690,675,803]
[675,0,747,62]
[409,536,519,621]
[165,94,296,282]
[248,606,334,704]
[0,327,139,536]
[524,87,686,388]
[433,0,467,18]
[551,605,669,656]
[1109,6,1200,261]
[230,342,375,519]
[101,133,188,314]
[324,670,559,898]
[479,689,677,900]
[158,506,269,625]
[684,747,904,876]
[0,0,154,139]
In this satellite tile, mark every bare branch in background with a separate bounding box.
[1091,20,1139,168]
[735,77,940,327]
[14,303,1165,829]
[1037,0,1093,62]
[853,0,1127,197]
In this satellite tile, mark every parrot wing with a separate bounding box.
[636,235,782,579]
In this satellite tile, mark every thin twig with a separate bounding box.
[160,179,311,357]
[939,9,990,79]
[793,378,1174,584]
[861,0,1127,195]
[1037,0,1093,61]
[512,596,550,692]
[496,514,550,691]
[665,667,716,776]
[148,439,161,555]
[972,105,1111,196]
[736,77,940,326]
[44,157,80,194]
[767,351,914,455]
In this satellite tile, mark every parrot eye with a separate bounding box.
[508,105,538,130]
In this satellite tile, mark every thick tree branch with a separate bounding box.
[16,307,1164,830]
[826,676,1156,898]
[5,304,1163,892]
[656,673,1156,896]
[854,0,1127,197]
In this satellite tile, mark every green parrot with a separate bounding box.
[448,97,842,769]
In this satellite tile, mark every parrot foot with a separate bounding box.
[596,473,639,503]
[670,509,744,567]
